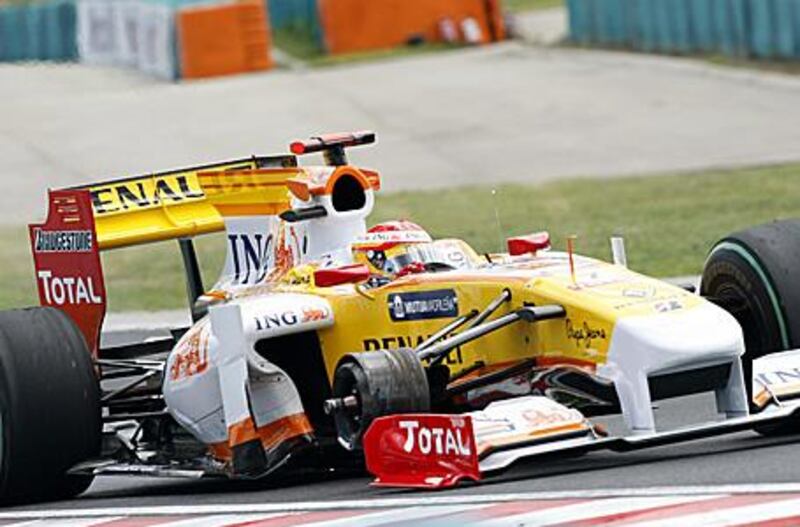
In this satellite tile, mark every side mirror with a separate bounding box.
[507,232,551,256]
[314,264,371,287]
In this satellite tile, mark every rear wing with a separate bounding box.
[28,154,297,357]
[69,155,296,250]
[29,131,381,358]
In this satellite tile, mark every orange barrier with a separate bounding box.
[178,1,274,80]
[317,0,505,55]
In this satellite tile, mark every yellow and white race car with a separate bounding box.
[2,131,800,503]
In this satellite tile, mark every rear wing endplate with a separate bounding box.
[29,190,106,357]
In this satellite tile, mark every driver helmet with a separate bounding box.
[352,220,432,278]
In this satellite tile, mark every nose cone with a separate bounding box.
[602,301,744,378]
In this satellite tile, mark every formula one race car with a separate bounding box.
[3,131,800,504]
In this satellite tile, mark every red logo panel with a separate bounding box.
[363,414,481,489]
[28,190,106,358]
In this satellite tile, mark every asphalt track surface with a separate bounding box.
[6,42,800,223]
[76,399,800,508]
[10,367,800,513]
[84,427,799,500]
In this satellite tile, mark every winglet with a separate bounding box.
[363,414,481,489]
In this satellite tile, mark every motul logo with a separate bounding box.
[37,270,103,305]
[399,420,472,456]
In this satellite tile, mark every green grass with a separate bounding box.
[0,229,230,313]
[273,24,464,67]
[2,164,799,311]
[273,25,323,62]
[704,54,800,76]
[504,0,564,13]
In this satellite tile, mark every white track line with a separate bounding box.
[297,504,487,527]
[4,484,800,520]
[4,520,124,527]
[149,513,290,527]
[630,496,800,527]
[475,495,722,527]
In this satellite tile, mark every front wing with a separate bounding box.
[363,350,800,489]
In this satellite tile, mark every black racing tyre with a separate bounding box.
[331,348,430,450]
[0,307,101,505]
[701,220,800,433]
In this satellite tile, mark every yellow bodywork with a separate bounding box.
[78,158,300,249]
[276,252,703,382]
[69,157,703,385]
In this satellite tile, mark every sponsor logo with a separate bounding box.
[612,292,685,311]
[567,273,624,291]
[228,233,274,284]
[565,318,607,348]
[521,408,582,429]
[399,420,472,456]
[757,368,800,386]
[254,311,299,331]
[170,325,209,382]
[36,270,103,305]
[353,230,432,248]
[654,300,683,313]
[622,287,654,299]
[253,305,330,332]
[33,229,93,253]
[363,335,463,364]
[388,289,458,322]
[471,416,516,437]
[89,175,204,215]
[302,307,329,322]
[364,334,430,350]
[444,249,467,267]
[285,266,314,286]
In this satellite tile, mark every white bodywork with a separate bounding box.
[164,167,374,449]
[163,294,334,445]
[598,302,748,434]
[472,396,596,474]
[215,170,375,290]
[299,192,374,268]
[217,216,284,288]
[753,349,800,408]
[161,161,752,453]
[471,396,589,446]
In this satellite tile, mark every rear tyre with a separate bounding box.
[701,220,800,434]
[0,307,101,505]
